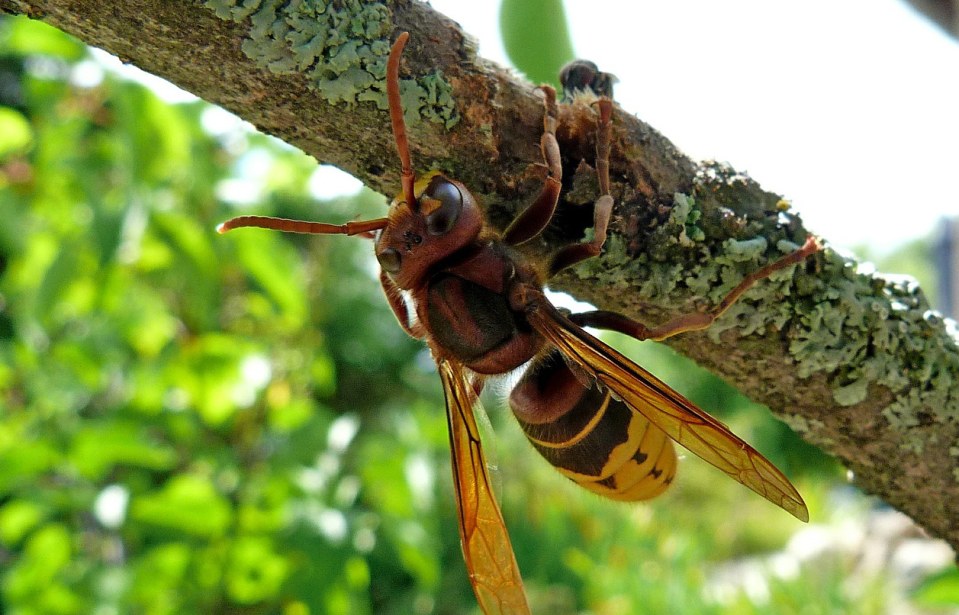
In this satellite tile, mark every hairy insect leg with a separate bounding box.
[502,85,563,246]
[570,235,821,341]
[380,269,426,339]
[549,98,614,275]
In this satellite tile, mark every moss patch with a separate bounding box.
[788,248,959,451]
[204,0,459,127]
[573,172,959,463]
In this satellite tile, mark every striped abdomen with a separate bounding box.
[509,351,676,501]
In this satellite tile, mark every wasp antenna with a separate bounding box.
[216,215,388,236]
[387,31,416,209]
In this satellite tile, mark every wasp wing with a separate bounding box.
[437,357,532,615]
[528,302,809,522]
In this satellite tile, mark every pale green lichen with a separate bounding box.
[564,162,959,476]
[570,191,808,343]
[702,237,807,341]
[569,156,959,473]
[668,193,705,246]
[638,261,685,300]
[575,179,959,464]
[571,233,631,291]
[779,415,831,447]
[724,236,768,261]
[722,183,958,459]
[204,0,459,127]
[786,246,959,457]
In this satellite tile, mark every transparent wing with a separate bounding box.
[437,358,532,615]
[528,303,809,522]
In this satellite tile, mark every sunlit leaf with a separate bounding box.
[130,475,233,538]
[499,0,574,85]
[0,500,46,546]
[226,535,290,604]
[229,228,308,327]
[267,395,315,432]
[0,434,61,494]
[128,542,192,611]
[913,566,959,607]
[2,523,76,607]
[0,17,86,60]
[0,106,32,157]
[69,420,178,479]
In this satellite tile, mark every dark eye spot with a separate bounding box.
[377,248,401,273]
[424,178,463,236]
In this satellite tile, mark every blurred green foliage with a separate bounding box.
[0,12,954,615]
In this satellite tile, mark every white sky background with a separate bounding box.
[431,0,959,256]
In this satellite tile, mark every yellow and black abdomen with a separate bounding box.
[509,351,676,501]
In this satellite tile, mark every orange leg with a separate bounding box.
[549,98,614,275]
[502,86,563,246]
[570,235,821,341]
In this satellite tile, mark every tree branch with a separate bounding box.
[4,0,958,552]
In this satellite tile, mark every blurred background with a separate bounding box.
[0,1,957,613]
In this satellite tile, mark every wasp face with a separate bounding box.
[375,173,483,290]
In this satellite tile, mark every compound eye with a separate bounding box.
[422,177,462,236]
[376,247,401,273]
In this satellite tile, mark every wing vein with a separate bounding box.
[527,302,809,522]
[438,358,532,615]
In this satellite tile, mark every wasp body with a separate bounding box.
[219,32,818,615]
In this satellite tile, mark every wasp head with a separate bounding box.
[375,172,482,289]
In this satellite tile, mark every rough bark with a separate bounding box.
[3,0,958,553]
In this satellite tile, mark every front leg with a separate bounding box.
[549,98,614,275]
[502,85,563,246]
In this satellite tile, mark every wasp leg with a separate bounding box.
[549,98,614,275]
[570,235,820,341]
[380,269,427,339]
[502,85,563,246]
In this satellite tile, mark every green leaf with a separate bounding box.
[69,420,178,479]
[113,82,193,185]
[0,106,32,158]
[0,434,61,495]
[499,0,575,85]
[2,523,75,603]
[229,228,308,327]
[913,566,959,607]
[1,17,86,60]
[165,332,258,425]
[130,475,233,538]
[225,535,290,604]
[0,500,46,546]
[33,238,84,324]
[128,542,192,611]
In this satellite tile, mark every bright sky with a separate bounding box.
[431,0,959,255]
